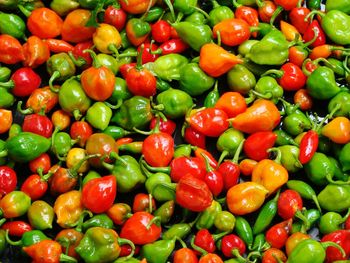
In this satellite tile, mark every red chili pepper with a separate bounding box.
[10,67,41,97]
[274,0,299,11]
[158,38,189,55]
[243,131,277,161]
[202,156,224,197]
[104,5,128,31]
[0,34,24,64]
[183,126,206,149]
[0,166,17,198]
[187,108,229,138]
[22,113,54,138]
[174,248,198,263]
[303,20,326,48]
[289,6,311,35]
[1,220,32,237]
[298,130,319,165]
[234,4,259,38]
[214,92,247,118]
[119,244,140,257]
[151,20,172,43]
[29,153,51,176]
[288,46,309,68]
[132,193,156,213]
[137,42,160,64]
[321,230,350,262]
[277,189,304,220]
[149,117,176,135]
[120,211,162,245]
[82,175,117,214]
[119,62,137,78]
[70,120,93,147]
[194,147,218,169]
[169,156,207,182]
[278,62,307,91]
[22,35,50,68]
[176,174,213,212]
[194,229,216,254]
[257,0,277,23]
[21,173,50,201]
[220,234,246,258]
[265,219,292,249]
[45,39,74,53]
[345,216,350,230]
[217,161,240,191]
[72,41,93,68]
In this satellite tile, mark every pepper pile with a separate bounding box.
[1,0,350,262]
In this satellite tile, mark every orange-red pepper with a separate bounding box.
[45,39,74,53]
[0,34,24,64]
[213,18,251,46]
[0,109,13,134]
[280,20,302,41]
[321,117,350,144]
[25,86,59,114]
[22,35,50,68]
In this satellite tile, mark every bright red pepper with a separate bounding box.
[174,248,198,263]
[277,189,304,220]
[303,20,326,48]
[104,5,128,31]
[149,117,176,135]
[257,0,277,23]
[119,62,137,78]
[72,41,93,68]
[137,42,160,64]
[25,86,58,114]
[321,230,350,263]
[132,193,156,213]
[213,18,251,47]
[243,131,277,161]
[220,234,246,258]
[274,0,299,11]
[22,113,54,138]
[169,156,206,182]
[0,34,24,64]
[194,147,218,169]
[203,158,224,197]
[82,175,117,214]
[120,211,162,245]
[28,153,51,175]
[289,6,311,35]
[1,220,32,237]
[21,173,50,201]
[176,174,213,212]
[194,229,216,254]
[158,38,189,55]
[151,20,172,43]
[187,108,229,138]
[277,62,307,91]
[288,46,309,68]
[184,126,206,149]
[265,219,292,249]
[0,166,17,198]
[298,130,319,165]
[70,120,93,147]
[234,4,259,38]
[10,67,41,97]
[45,39,74,54]
[217,160,240,191]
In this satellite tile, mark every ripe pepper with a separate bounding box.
[213,18,251,47]
[199,43,243,77]
[0,166,17,198]
[46,53,76,90]
[0,191,31,219]
[24,86,58,114]
[22,35,50,68]
[321,230,350,262]
[0,36,24,64]
[27,200,54,230]
[93,23,121,54]
[55,228,83,260]
[125,15,151,47]
[1,221,31,237]
[287,180,322,212]
[230,99,281,134]
[22,112,53,138]
[303,19,326,48]
[27,7,63,38]
[6,67,41,97]
[246,29,289,65]
[321,117,350,144]
[265,219,292,249]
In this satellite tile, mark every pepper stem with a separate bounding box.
[232,0,241,8]
[163,0,175,22]
[70,154,102,175]
[201,152,215,172]
[48,71,61,92]
[267,147,282,164]
[269,6,283,26]
[0,80,14,89]
[294,210,310,231]
[59,253,78,262]
[83,49,101,68]
[146,216,161,230]
[232,139,245,164]
[67,51,87,67]
[0,218,5,227]
[17,4,31,17]
[321,241,346,258]
[190,6,210,19]
[304,10,325,23]
[16,101,33,115]
[5,230,22,246]
[250,90,273,100]
[232,248,248,263]
[117,237,136,260]
[190,235,207,256]
[261,69,284,78]
[212,231,230,241]
[176,236,187,248]
[141,159,171,174]
[301,28,319,48]
[217,150,229,166]
[74,210,93,232]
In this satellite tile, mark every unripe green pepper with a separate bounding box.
[326,0,350,14]
[319,209,350,235]
[145,172,174,202]
[216,128,244,160]
[0,66,11,82]
[196,200,222,230]
[0,87,15,109]
[153,200,175,225]
[47,53,76,90]
[209,0,234,27]
[144,6,164,22]
[103,126,133,140]
[153,54,188,81]
[339,142,350,172]
[318,184,350,212]
[0,12,25,39]
[185,11,207,25]
[50,0,79,16]
[82,214,114,231]
[86,102,112,131]
[0,191,31,218]
[328,91,350,117]
[173,144,192,158]
[156,88,194,119]
[0,229,5,255]
[27,200,54,230]
[0,0,18,10]
[278,145,302,173]
[253,76,283,104]
[51,130,76,160]
[5,230,49,248]
[274,129,298,146]
[214,211,236,232]
[179,63,215,96]
[140,237,177,263]
[227,64,256,94]
[173,0,197,15]
[238,40,259,57]
[235,216,253,248]
[108,77,132,107]
[4,132,51,163]
[96,53,120,75]
[305,152,335,186]
[162,222,193,240]
[329,157,349,182]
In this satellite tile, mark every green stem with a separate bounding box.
[83,49,101,68]
[49,71,61,92]
[304,10,325,22]
[261,69,284,78]
[68,51,86,67]
[321,241,346,258]
[146,216,161,230]
[0,80,14,89]
[270,6,283,26]
[117,237,136,260]
[267,147,282,164]
[16,101,33,115]
[190,235,207,256]
[5,230,22,246]
[59,254,77,263]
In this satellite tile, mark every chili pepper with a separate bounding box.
[47,53,76,91]
[183,126,206,149]
[1,221,31,237]
[4,67,40,97]
[174,247,198,263]
[196,200,222,230]
[85,102,112,131]
[199,43,243,78]
[0,34,24,64]
[21,112,54,139]
[326,0,350,14]
[141,237,180,263]
[22,35,50,69]
[50,0,79,16]
[339,142,350,172]
[256,0,277,22]
[45,39,74,54]
[287,238,346,263]
[153,200,175,224]
[319,209,350,235]
[194,147,218,169]
[252,190,280,235]
[265,219,292,249]
[81,213,114,231]
[193,229,228,254]
[103,4,127,31]
[204,82,220,108]
[107,203,132,226]
[21,172,52,201]
[27,7,63,38]
[304,152,335,186]
[208,0,234,27]
[321,230,350,262]
[153,53,188,80]
[220,234,246,260]
[233,216,253,249]
[252,75,283,103]
[61,9,96,43]
[6,229,50,252]
[303,19,326,48]
[132,193,156,213]
[278,145,301,173]
[321,117,350,144]
[216,128,244,164]
[0,12,25,39]
[246,29,289,65]
[261,248,287,263]
[318,183,350,213]
[285,232,310,256]
[294,89,313,111]
[299,130,319,165]
[55,228,83,260]
[0,166,16,198]
[227,182,269,215]
[213,18,251,47]
[0,191,31,219]
[226,64,256,95]
[51,109,71,131]
[0,85,14,109]
[157,38,189,55]
[27,200,54,231]
[243,131,277,161]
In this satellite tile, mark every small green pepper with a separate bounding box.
[216,128,244,161]
[214,211,236,232]
[51,130,76,160]
[328,91,350,117]
[227,64,256,94]
[253,76,283,104]
[103,126,133,140]
[274,129,298,146]
[185,11,207,25]
[162,222,194,240]
[173,0,197,15]
[278,145,302,173]
[209,0,234,26]
[144,6,164,22]
[304,152,335,186]
[27,200,54,230]
[196,200,222,230]
[153,54,188,81]
[86,102,112,131]
[140,237,177,263]
[339,142,350,172]
[0,12,26,39]
[0,87,15,109]
[319,209,350,234]
[153,200,175,225]
[82,214,114,231]
[47,53,76,90]
[326,0,350,14]
[50,0,79,16]
[318,184,350,212]
[287,180,322,212]
[5,229,49,248]
[0,229,5,255]
[235,216,253,248]
[108,77,132,107]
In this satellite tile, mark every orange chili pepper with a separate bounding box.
[214,92,247,118]
[27,7,63,39]
[22,35,50,68]
[25,86,59,114]
[280,20,302,41]
[294,88,313,111]
[199,253,224,263]
[61,9,96,43]
[0,109,13,134]
[107,203,132,225]
[45,39,74,53]
[309,44,333,60]
[230,99,281,134]
[0,34,24,64]
[226,181,268,215]
[321,117,350,144]
[119,0,157,14]
[239,158,258,177]
[262,247,287,263]
[213,18,251,46]
[285,232,310,256]
[199,43,243,77]
[194,147,218,169]
[251,153,289,195]
[55,228,84,259]
[51,109,71,130]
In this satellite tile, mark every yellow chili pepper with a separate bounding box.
[280,20,302,42]
[321,116,350,144]
[66,148,90,173]
[93,23,122,54]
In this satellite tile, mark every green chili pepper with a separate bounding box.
[47,53,76,90]
[95,53,120,75]
[0,0,18,10]
[27,200,54,230]
[318,136,332,154]
[196,200,222,230]
[82,214,114,231]
[319,209,350,234]
[227,64,256,95]
[216,128,244,162]
[108,77,132,107]
[324,58,346,76]
[172,22,212,52]
[304,152,335,186]
[140,237,177,263]
[156,88,194,119]
[0,87,15,109]
[318,184,350,212]
[326,0,350,14]
[209,0,234,26]
[58,78,92,120]
[6,230,49,248]
[82,170,101,186]
[252,190,280,235]
[278,145,302,173]
[179,63,215,96]
[214,211,236,232]
[274,129,298,146]
[328,91,350,117]
[173,0,197,15]
[51,130,76,160]
[287,239,346,263]
[234,216,253,248]
[0,66,11,82]
[292,208,321,233]
[103,153,146,193]
[50,0,79,16]
[0,12,26,39]
[111,96,153,130]
[153,200,175,225]
[103,126,133,140]
[246,29,289,65]
[329,157,349,182]
[118,142,143,154]
[253,76,283,104]
[238,40,259,57]
[0,229,6,255]
[185,11,207,25]
[162,222,193,240]
[156,78,172,92]
[306,66,342,100]
[2,132,51,163]
[144,6,164,22]
[204,81,220,108]
[287,180,322,212]
[7,123,21,139]
[86,102,113,131]
[306,0,321,9]
[339,142,350,172]
[153,54,188,81]
[173,144,192,158]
